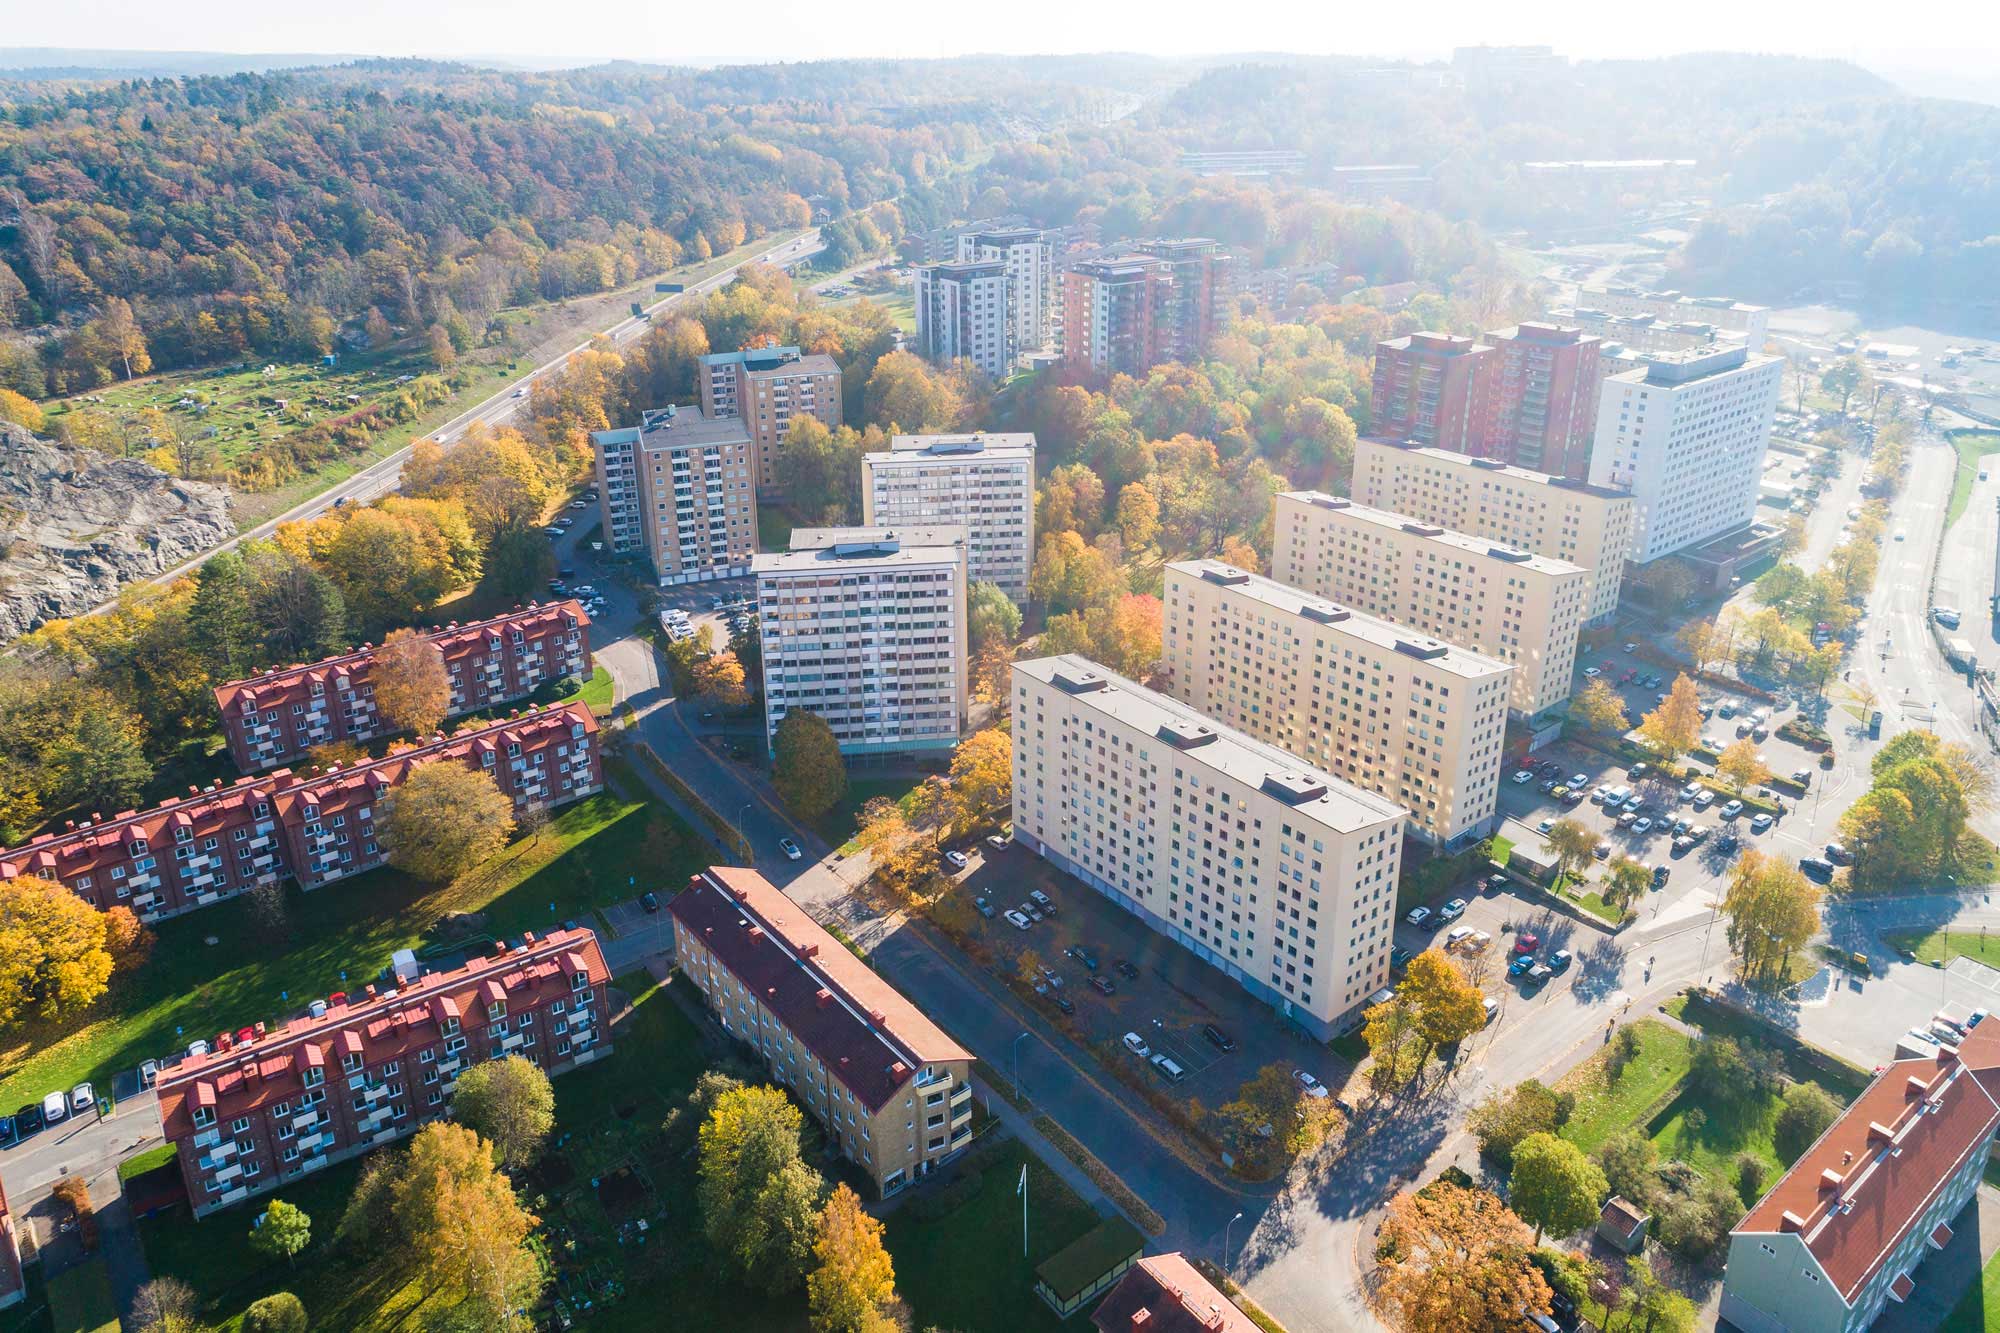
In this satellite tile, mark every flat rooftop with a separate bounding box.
[1278,492,1586,577]
[755,525,967,574]
[1169,560,1513,683]
[880,432,1036,459]
[591,404,750,452]
[1605,344,1777,387]
[1359,437,1630,501]
[1016,654,1407,834]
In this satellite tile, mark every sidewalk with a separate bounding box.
[970,1077,1119,1220]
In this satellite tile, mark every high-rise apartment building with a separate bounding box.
[1161,561,1512,848]
[1011,655,1406,1038]
[1483,322,1603,477]
[1270,493,1588,721]
[754,526,969,756]
[1352,437,1636,626]
[954,227,1055,362]
[589,406,757,585]
[1062,255,1172,378]
[1133,238,1233,362]
[914,259,1010,379]
[1551,306,1744,358]
[214,601,591,772]
[671,867,976,1197]
[157,926,610,1216]
[861,433,1036,600]
[1577,286,1769,348]
[1370,333,1495,453]
[696,346,843,496]
[1587,344,1784,564]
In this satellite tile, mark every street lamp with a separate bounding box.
[738,803,753,863]
[1223,1211,1245,1276]
[1012,1031,1031,1104]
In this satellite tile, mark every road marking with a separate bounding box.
[1947,956,2000,994]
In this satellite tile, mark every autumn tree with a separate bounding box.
[772,711,847,821]
[1216,1062,1345,1172]
[698,1084,825,1288]
[1721,850,1822,983]
[243,1292,308,1333]
[1508,1132,1607,1244]
[1115,482,1161,550]
[1636,674,1703,763]
[1570,679,1629,736]
[0,876,115,1025]
[390,1124,544,1329]
[1675,617,1735,677]
[1603,857,1653,915]
[380,763,516,884]
[248,1199,312,1266]
[1541,817,1598,892]
[372,628,452,737]
[451,1055,556,1171]
[1400,949,1487,1064]
[130,1277,205,1333]
[1377,1180,1553,1333]
[694,649,751,709]
[946,728,1011,832]
[808,1183,900,1333]
[1715,739,1773,793]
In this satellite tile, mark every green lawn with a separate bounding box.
[1647,1085,1784,1186]
[1946,431,2000,532]
[1556,1020,1692,1154]
[1887,927,2000,968]
[44,1261,117,1333]
[563,664,616,718]
[0,775,703,1109]
[1944,1246,2000,1332]
[1665,991,1874,1099]
[824,775,927,850]
[757,504,798,553]
[883,1139,1101,1333]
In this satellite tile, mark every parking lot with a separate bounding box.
[941,845,1351,1109]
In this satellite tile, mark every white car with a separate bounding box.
[1582,666,1602,678]
[1750,813,1774,833]
[69,1083,94,1116]
[1122,1032,1151,1057]
[944,850,969,870]
[1721,799,1745,819]
[1004,909,1031,930]
[779,838,802,861]
[41,1091,66,1125]
[1445,925,1475,951]
[1512,769,1535,785]
[1692,790,1716,809]
[1292,1069,1331,1099]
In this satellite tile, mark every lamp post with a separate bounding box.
[1223,1211,1245,1276]
[738,803,753,864]
[1012,1031,1031,1104]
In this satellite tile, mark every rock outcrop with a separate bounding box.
[0,421,234,642]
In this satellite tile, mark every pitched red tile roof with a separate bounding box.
[155,927,608,1138]
[1090,1253,1258,1333]
[1600,1196,1648,1236]
[669,867,971,1112]
[1736,1022,2000,1301]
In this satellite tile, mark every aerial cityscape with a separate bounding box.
[1,13,2000,1333]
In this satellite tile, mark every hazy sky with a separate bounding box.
[4,0,1993,75]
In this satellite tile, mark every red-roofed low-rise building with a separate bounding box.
[1721,1023,2000,1332]
[1089,1252,1259,1333]
[214,601,591,772]
[0,702,600,922]
[669,867,975,1196]
[156,926,611,1217]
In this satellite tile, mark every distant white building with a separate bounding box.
[1587,345,1784,564]
[862,433,1036,599]
[954,228,1055,364]
[1577,286,1769,349]
[914,260,1010,379]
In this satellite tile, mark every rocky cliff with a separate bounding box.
[0,421,234,641]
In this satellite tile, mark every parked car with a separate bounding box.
[1508,954,1537,978]
[1633,817,1654,834]
[1293,1070,1330,1099]
[973,897,996,919]
[1486,873,1509,891]
[1004,909,1031,930]
[1594,843,1612,860]
[69,1083,94,1116]
[1825,841,1854,864]
[1680,782,1702,802]
[1515,933,1541,955]
[41,1091,67,1125]
[640,891,660,913]
[1526,963,1554,987]
[1582,666,1602,678]
[0,1115,13,1149]
[1721,800,1745,819]
[1029,890,1057,916]
[1749,813,1774,833]
[985,834,1012,851]
[1512,769,1536,785]
[1483,996,1500,1025]
[1693,789,1716,809]
[140,1058,159,1089]
[1405,905,1436,929]
[1020,902,1043,922]
[1150,1054,1186,1084]
[1123,1032,1151,1057]
[779,838,803,861]
[13,1104,42,1137]
[1445,926,1475,951]
[1114,958,1139,980]
[1089,976,1116,996]
[1069,945,1100,971]
[1439,897,1467,922]
[1799,857,1835,881]
[1569,773,1588,789]
[1203,1024,1237,1052]
[1549,950,1573,975]
[1390,945,1415,968]
[943,850,969,870]
[1053,993,1075,1015]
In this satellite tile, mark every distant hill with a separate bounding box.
[0,47,377,80]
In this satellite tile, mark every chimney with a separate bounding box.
[889,1061,908,1079]
[800,943,819,959]
[815,988,834,1009]
[1130,1312,1151,1329]
[1780,1210,1808,1233]
[1868,1121,1897,1145]
[1818,1169,1844,1194]
[1908,1076,1932,1100]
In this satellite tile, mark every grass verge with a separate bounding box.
[45,1260,117,1333]
[1031,1113,1166,1235]
[1556,1020,1692,1155]
[1946,430,2000,532]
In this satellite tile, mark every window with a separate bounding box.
[192,1106,215,1128]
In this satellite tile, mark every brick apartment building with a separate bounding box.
[670,867,976,1196]
[156,926,611,1217]
[214,601,591,773]
[0,701,602,922]
[695,346,844,496]
[1371,325,1604,477]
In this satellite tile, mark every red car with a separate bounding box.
[1514,933,1541,955]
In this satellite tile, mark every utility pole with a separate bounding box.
[1018,1162,1029,1259]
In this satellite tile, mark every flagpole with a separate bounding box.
[1019,1162,1029,1259]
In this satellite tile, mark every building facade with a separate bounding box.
[1586,344,1784,564]
[1352,437,1636,626]
[156,926,611,1217]
[671,867,975,1197]
[1483,322,1603,477]
[1161,561,1512,848]
[214,602,591,772]
[914,259,1010,379]
[1722,1031,2000,1333]
[1011,655,1407,1038]
[1370,333,1495,454]
[1577,285,1769,347]
[861,433,1036,599]
[1552,306,1745,358]
[954,227,1055,363]
[1061,255,1171,379]
[696,347,844,496]
[589,406,758,585]
[1,702,602,922]
[754,526,969,756]
[1270,493,1588,721]
[1090,1252,1261,1333]
[1133,238,1233,363]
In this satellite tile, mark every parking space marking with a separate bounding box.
[1947,956,2000,994]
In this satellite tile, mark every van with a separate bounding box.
[1483,996,1500,1025]
[1150,1054,1187,1084]
[1028,890,1057,916]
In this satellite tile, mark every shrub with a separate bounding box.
[1773,1083,1843,1164]
[245,1291,309,1333]
[1656,1177,1743,1261]
[1735,1153,1769,1208]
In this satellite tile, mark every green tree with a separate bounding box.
[189,550,258,680]
[1593,1130,1659,1210]
[479,523,557,603]
[698,1085,825,1288]
[243,1292,308,1333]
[244,546,347,663]
[1603,857,1653,915]
[968,579,1023,653]
[1541,817,1598,891]
[450,1056,556,1171]
[1612,1254,1697,1333]
[1508,1132,1607,1245]
[48,707,152,813]
[772,711,847,822]
[248,1199,312,1266]
[1469,1079,1569,1168]
[1773,1082,1842,1164]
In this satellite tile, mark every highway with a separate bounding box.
[127,228,824,600]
